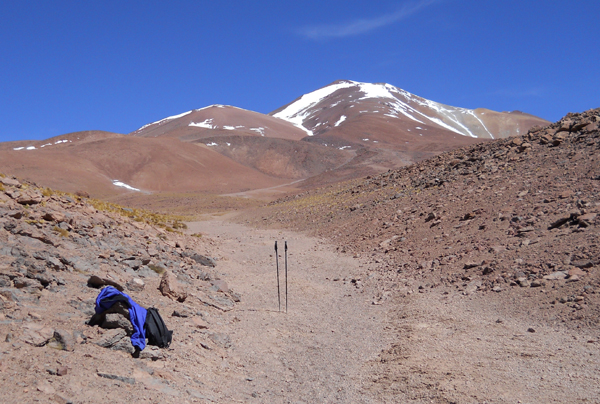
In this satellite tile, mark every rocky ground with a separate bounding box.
[1,108,599,403]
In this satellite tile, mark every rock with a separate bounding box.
[22,323,54,346]
[530,280,544,287]
[57,366,68,376]
[172,308,193,318]
[465,280,481,294]
[139,346,166,361]
[463,261,482,269]
[95,328,128,349]
[126,278,145,292]
[16,190,43,205]
[571,259,596,269]
[568,268,586,278]
[87,275,124,291]
[13,277,43,290]
[36,380,56,395]
[191,317,209,329]
[159,271,187,302]
[42,211,66,223]
[492,286,502,292]
[97,372,135,385]
[0,177,21,187]
[47,330,75,351]
[210,279,229,293]
[517,278,530,287]
[102,313,133,335]
[527,327,536,333]
[208,332,231,349]
[190,254,216,267]
[543,271,567,280]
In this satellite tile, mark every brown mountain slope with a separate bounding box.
[192,135,352,179]
[0,133,289,198]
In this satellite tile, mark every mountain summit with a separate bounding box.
[271,80,547,140]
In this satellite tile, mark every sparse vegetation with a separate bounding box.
[148,264,165,275]
[52,226,69,238]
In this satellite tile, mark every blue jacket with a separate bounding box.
[95,286,148,351]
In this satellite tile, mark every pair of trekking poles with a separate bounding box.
[274,241,288,313]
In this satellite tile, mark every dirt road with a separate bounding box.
[186,217,389,403]
[188,216,600,403]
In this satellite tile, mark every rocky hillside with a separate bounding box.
[251,108,600,327]
[0,177,241,402]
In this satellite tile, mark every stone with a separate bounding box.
[42,211,66,223]
[0,177,20,187]
[463,261,482,269]
[47,330,75,351]
[126,278,145,292]
[22,324,54,346]
[191,317,209,329]
[210,279,229,293]
[172,308,193,318]
[102,313,133,335]
[568,268,586,277]
[465,280,481,294]
[190,254,216,267]
[97,372,135,385]
[208,332,231,349]
[16,191,43,205]
[530,280,544,287]
[571,259,596,269]
[159,270,187,302]
[95,328,128,349]
[543,271,567,280]
[87,275,124,291]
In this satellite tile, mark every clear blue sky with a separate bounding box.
[1,0,598,142]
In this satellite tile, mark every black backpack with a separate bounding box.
[144,307,173,348]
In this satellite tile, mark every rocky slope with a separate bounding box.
[0,177,242,402]
[250,108,600,327]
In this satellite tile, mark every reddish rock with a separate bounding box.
[159,271,187,302]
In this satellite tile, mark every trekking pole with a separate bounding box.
[275,241,281,312]
[285,241,288,314]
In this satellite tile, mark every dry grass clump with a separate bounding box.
[52,226,69,238]
[87,198,188,230]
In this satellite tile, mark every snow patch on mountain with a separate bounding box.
[334,116,346,127]
[112,180,140,192]
[136,110,193,132]
[189,119,215,129]
[250,127,265,136]
[273,81,356,136]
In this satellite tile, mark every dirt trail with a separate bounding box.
[188,216,600,403]
[186,216,389,403]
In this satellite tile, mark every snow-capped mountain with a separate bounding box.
[0,80,549,200]
[270,80,547,140]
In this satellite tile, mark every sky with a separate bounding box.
[1,0,598,142]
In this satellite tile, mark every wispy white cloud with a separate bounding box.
[298,0,441,40]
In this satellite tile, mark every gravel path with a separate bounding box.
[186,217,389,403]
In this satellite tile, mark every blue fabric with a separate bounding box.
[95,286,148,351]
